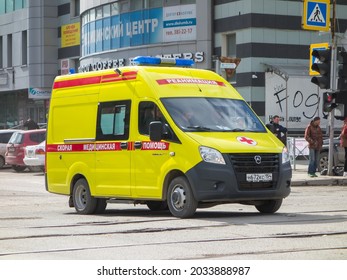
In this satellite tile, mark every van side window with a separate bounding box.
[96,100,131,141]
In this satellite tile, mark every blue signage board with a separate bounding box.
[302,0,330,31]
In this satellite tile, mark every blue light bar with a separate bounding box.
[133,56,194,67]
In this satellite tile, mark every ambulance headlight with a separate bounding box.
[199,146,226,165]
[282,146,290,164]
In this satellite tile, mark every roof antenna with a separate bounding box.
[115,68,122,76]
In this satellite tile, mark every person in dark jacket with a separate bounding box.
[23,118,39,130]
[340,117,347,177]
[267,115,287,144]
[304,116,323,177]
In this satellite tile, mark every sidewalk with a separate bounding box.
[291,160,347,186]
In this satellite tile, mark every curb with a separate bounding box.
[291,177,347,186]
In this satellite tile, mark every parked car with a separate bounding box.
[318,136,344,171]
[5,129,46,172]
[23,140,46,171]
[0,129,22,168]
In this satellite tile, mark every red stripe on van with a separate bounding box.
[101,71,138,83]
[53,71,138,89]
[156,78,226,87]
[46,142,122,152]
[53,76,102,89]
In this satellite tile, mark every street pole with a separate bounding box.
[328,0,337,176]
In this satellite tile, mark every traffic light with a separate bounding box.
[337,51,347,90]
[322,92,337,113]
[311,48,331,89]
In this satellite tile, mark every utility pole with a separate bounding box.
[328,0,337,176]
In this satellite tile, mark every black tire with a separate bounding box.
[318,151,328,172]
[12,165,26,172]
[146,201,168,211]
[255,199,283,214]
[72,178,97,214]
[167,176,197,218]
[0,156,5,169]
[95,198,107,214]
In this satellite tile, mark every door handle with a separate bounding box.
[120,142,128,150]
[134,141,142,149]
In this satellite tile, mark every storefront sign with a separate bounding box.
[78,51,204,72]
[28,88,51,100]
[81,4,196,56]
[61,23,80,48]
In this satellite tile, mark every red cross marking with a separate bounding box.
[237,136,257,146]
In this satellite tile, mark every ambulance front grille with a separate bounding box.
[228,153,279,189]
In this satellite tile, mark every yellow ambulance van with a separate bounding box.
[46,56,291,218]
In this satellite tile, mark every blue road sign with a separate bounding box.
[302,0,330,31]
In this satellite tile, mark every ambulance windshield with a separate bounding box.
[161,98,266,132]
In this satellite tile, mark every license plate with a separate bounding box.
[8,147,15,152]
[246,173,272,182]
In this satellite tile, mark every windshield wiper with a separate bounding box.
[186,126,213,131]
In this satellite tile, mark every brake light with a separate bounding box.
[36,148,45,155]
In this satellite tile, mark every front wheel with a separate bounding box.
[146,201,168,211]
[318,151,328,172]
[72,178,97,214]
[167,176,197,218]
[255,199,282,214]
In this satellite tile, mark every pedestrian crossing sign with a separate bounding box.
[302,0,330,31]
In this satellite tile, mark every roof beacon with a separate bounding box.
[133,56,194,67]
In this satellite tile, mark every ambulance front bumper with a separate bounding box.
[185,158,292,203]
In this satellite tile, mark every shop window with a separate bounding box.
[148,0,162,8]
[6,0,14,13]
[71,0,80,17]
[14,0,25,10]
[130,0,143,11]
[22,31,27,65]
[103,4,110,18]
[119,1,129,13]
[0,37,3,68]
[181,0,195,4]
[0,1,5,14]
[96,6,102,19]
[7,34,12,68]
[111,3,120,15]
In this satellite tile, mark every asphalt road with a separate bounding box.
[0,167,346,261]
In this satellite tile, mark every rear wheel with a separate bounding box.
[0,156,5,168]
[167,176,197,218]
[72,178,97,214]
[255,199,282,214]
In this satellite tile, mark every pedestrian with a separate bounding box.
[267,115,287,144]
[304,116,323,177]
[23,118,39,130]
[339,116,347,177]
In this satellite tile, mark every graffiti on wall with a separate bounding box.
[265,73,337,130]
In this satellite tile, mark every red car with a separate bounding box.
[5,129,46,172]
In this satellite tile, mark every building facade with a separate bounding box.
[0,0,79,128]
[1,0,347,133]
[78,0,212,72]
[214,0,347,132]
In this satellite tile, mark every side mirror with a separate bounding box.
[149,121,163,142]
